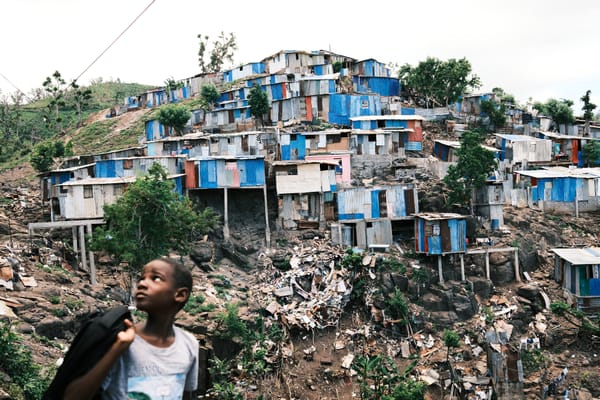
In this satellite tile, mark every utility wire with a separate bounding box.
[0,71,33,103]
[74,0,156,83]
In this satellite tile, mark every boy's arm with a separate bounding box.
[63,319,136,400]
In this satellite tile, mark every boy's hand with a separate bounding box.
[116,319,136,347]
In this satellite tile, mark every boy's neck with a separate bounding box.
[137,313,177,345]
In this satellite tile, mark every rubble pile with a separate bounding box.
[253,238,353,330]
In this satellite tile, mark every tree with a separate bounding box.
[443,130,497,212]
[200,84,219,109]
[533,98,575,132]
[248,85,269,128]
[90,163,218,287]
[399,57,481,108]
[164,77,184,102]
[30,141,57,172]
[197,31,238,74]
[156,104,191,136]
[42,71,67,133]
[480,99,507,131]
[581,90,597,136]
[69,80,93,127]
[442,329,460,362]
[582,141,600,167]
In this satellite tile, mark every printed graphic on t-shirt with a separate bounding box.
[127,373,186,400]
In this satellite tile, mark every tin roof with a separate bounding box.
[515,166,600,179]
[414,212,467,220]
[551,247,600,265]
[350,115,424,121]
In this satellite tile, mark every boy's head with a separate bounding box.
[135,258,193,312]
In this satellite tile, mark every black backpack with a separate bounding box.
[43,305,131,400]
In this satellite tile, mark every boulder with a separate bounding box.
[469,277,493,299]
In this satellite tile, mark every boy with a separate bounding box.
[63,258,199,400]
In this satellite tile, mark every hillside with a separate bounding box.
[0,107,599,400]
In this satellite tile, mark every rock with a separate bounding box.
[190,242,213,265]
[517,284,540,301]
[489,252,508,265]
[422,293,449,312]
[490,261,514,284]
[469,277,493,299]
[452,294,476,320]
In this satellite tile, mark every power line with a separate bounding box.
[0,71,33,103]
[74,0,156,83]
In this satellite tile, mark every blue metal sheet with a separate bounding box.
[449,218,467,252]
[199,160,217,188]
[406,142,422,151]
[401,108,415,115]
[428,236,442,255]
[296,135,306,160]
[281,145,291,160]
[392,188,406,217]
[339,213,365,220]
[590,279,600,296]
[371,190,380,218]
[271,84,283,101]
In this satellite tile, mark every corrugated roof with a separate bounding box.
[188,155,265,161]
[515,166,600,179]
[415,212,466,220]
[552,247,600,265]
[350,115,424,121]
[59,174,185,186]
[536,130,600,141]
[495,134,547,141]
[434,139,497,153]
[50,163,95,173]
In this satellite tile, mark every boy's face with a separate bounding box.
[135,260,184,312]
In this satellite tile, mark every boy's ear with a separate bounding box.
[174,287,189,306]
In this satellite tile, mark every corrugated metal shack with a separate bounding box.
[552,248,600,313]
[333,184,418,249]
[535,130,600,167]
[95,156,185,178]
[57,175,185,220]
[185,155,270,245]
[495,134,552,168]
[305,153,352,186]
[146,132,207,157]
[278,129,351,160]
[350,115,424,151]
[185,156,266,189]
[514,167,600,214]
[223,62,266,82]
[272,160,337,230]
[474,181,505,229]
[414,213,467,255]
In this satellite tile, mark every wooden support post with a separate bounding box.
[72,227,80,267]
[485,249,490,279]
[223,188,230,241]
[87,223,97,285]
[79,225,88,272]
[514,249,521,282]
[263,186,271,248]
[460,253,465,282]
[319,192,326,231]
[438,255,444,284]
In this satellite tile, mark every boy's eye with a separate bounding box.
[152,276,162,282]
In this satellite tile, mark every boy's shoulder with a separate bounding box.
[173,325,198,347]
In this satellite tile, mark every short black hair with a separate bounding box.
[160,258,193,307]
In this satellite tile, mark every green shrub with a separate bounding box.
[0,322,52,399]
[550,301,570,315]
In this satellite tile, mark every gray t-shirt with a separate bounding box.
[101,326,199,400]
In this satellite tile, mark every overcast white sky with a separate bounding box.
[1,0,599,113]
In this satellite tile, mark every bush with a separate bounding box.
[0,322,52,399]
[550,301,570,315]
